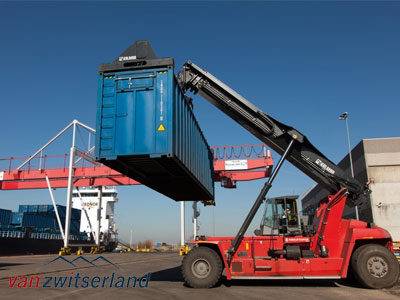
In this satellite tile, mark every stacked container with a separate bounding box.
[18,205,28,213]
[96,40,214,201]
[11,212,23,226]
[0,209,12,226]
[22,213,54,228]
[38,205,54,213]
[14,204,81,233]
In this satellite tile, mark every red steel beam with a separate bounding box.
[213,157,272,171]
[0,157,273,191]
[0,166,139,190]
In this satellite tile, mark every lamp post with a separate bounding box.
[180,201,185,246]
[192,201,200,239]
[130,229,133,249]
[338,112,359,220]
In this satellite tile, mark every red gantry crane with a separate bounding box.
[0,144,272,191]
[0,120,273,254]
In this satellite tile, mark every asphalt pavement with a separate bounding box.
[0,252,398,300]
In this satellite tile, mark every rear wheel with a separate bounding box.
[351,244,399,289]
[182,246,223,288]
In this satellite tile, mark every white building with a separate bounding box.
[72,186,118,246]
[301,137,400,244]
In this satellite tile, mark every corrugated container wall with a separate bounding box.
[18,205,28,213]
[17,204,80,221]
[0,209,12,226]
[38,205,53,213]
[20,212,80,233]
[11,212,23,225]
[95,41,214,201]
[22,213,54,228]
[13,205,81,233]
[55,205,81,222]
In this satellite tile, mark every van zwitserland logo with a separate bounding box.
[8,256,150,289]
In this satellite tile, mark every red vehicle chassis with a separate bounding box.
[190,189,393,280]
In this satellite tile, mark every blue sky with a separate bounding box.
[0,2,399,244]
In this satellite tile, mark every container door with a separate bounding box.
[115,74,155,155]
[115,91,135,154]
[133,89,156,153]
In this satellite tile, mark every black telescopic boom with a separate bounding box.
[178,61,364,206]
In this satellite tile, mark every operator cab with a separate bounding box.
[254,195,301,236]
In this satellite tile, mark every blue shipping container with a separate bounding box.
[38,205,53,213]
[27,205,39,213]
[95,41,214,201]
[20,212,80,233]
[18,205,80,220]
[69,219,81,234]
[22,213,55,228]
[18,205,28,213]
[11,212,23,225]
[54,205,81,221]
[0,209,12,226]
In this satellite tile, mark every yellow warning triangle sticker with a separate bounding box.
[157,124,166,131]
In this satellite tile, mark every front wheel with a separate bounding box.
[351,244,399,289]
[182,246,223,288]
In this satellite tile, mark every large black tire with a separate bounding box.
[182,246,223,288]
[351,244,399,289]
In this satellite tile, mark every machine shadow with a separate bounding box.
[223,278,340,288]
[150,266,183,282]
[0,262,30,270]
[150,266,360,289]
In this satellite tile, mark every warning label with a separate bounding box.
[157,124,166,132]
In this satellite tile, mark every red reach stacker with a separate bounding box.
[177,62,399,289]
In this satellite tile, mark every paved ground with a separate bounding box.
[0,252,399,300]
